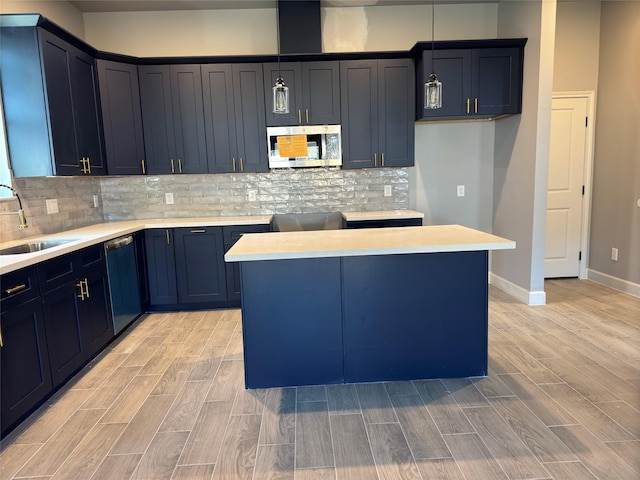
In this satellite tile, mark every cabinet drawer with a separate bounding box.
[1,266,40,312]
[223,224,270,247]
[38,244,105,293]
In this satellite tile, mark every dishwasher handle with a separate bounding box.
[105,235,134,252]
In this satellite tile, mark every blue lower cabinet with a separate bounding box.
[1,297,52,437]
[341,251,488,383]
[237,250,489,388]
[174,227,227,304]
[240,258,344,388]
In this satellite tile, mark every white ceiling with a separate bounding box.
[69,0,497,13]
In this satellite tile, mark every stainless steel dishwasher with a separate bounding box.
[105,235,142,334]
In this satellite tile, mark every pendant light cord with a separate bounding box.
[276,0,281,77]
[431,0,435,74]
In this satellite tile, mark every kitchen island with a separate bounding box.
[225,225,515,388]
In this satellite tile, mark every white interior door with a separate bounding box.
[545,97,588,278]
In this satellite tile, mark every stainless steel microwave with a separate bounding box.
[267,125,342,168]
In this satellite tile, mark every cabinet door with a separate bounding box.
[340,60,378,169]
[134,231,150,310]
[69,48,106,175]
[418,49,471,119]
[39,29,79,175]
[41,282,85,388]
[139,66,176,174]
[80,268,113,359]
[223,225,270,303]
[232,64,268,173]
[174,227,227,304]
[145,229,178,306]
[378,59,414,167]
[1,298,52,437]
[302,61,341,125]
[263,62,303,126]
[201,64,238,173]
[170,64,208,174]
[97,60,146,175]
[472,48,522,116]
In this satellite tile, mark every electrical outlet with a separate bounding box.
[384,185,392,197]
[611,247,618,261]
[457,185,465,197]
[165,192,174,205]
[248,190,257,202]
[93,194,99,208]
[46,198,58,214]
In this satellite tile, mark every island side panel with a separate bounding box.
[239,257,344,389]
[342,251,488,383]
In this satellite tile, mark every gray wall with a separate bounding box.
[589,1,640,285]
[492,0,556,303]
[553,1,601,92]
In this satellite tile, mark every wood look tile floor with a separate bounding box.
[1,279,639,480]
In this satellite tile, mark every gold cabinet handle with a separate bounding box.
[232,158,236,172]
[0,326,3,347]
[190,229,206,233]
[171,159,175,174]
[83,279,90,298]
[141,159,146,174]
[240,158,244,172]
[5,283,27,295]
[466,98,470,114]
[374,153,377,167]
[306,109,309,124]
[178,159,183,173]
[474,98,478,114]
[80,157,88,174]
[298,109,302,124]
[77,280,85,300]
[87,158,91,174]
[166,229,171,244]
[381,152,385,167]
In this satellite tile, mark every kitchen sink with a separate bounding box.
[0,239,80,255]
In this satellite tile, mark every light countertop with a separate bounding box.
[1,216,272,274]
[225,224,515,262]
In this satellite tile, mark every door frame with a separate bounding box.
[550,91,596,280]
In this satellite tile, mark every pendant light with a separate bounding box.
[272,1,289,114]
[424,0,442,109]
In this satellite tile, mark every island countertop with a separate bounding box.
[225,224,515,262]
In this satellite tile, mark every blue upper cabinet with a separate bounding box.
[97,60,146,175]
[263,61,340,127]
[138,64,208,175]
[414,39,526,121]
[341,58,415,169]
[202,63,267,173]
[0,25,106,177]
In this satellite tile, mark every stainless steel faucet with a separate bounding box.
[0,183,28,229]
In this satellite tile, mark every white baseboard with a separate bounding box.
[587,269,640,298]
[489,272,547,306]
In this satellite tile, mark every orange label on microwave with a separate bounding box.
[277,135,308,157]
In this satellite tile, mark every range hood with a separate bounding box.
[277,0,322,54]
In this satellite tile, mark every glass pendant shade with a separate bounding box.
[272,76,289,114]
[424,73,442,109]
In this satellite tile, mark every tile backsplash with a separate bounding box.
[1,167,408,242]
[1,176,103,243]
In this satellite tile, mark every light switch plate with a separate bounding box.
[165,193,174,205]
[93,194,99,208]
[384,185,392,197]
[46,198,58,214]
[248,190,257,202]
[457,185,465,197]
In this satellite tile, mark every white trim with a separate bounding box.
[550,91,596,280]
[587,269,640,298]
[489,272,547,306]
